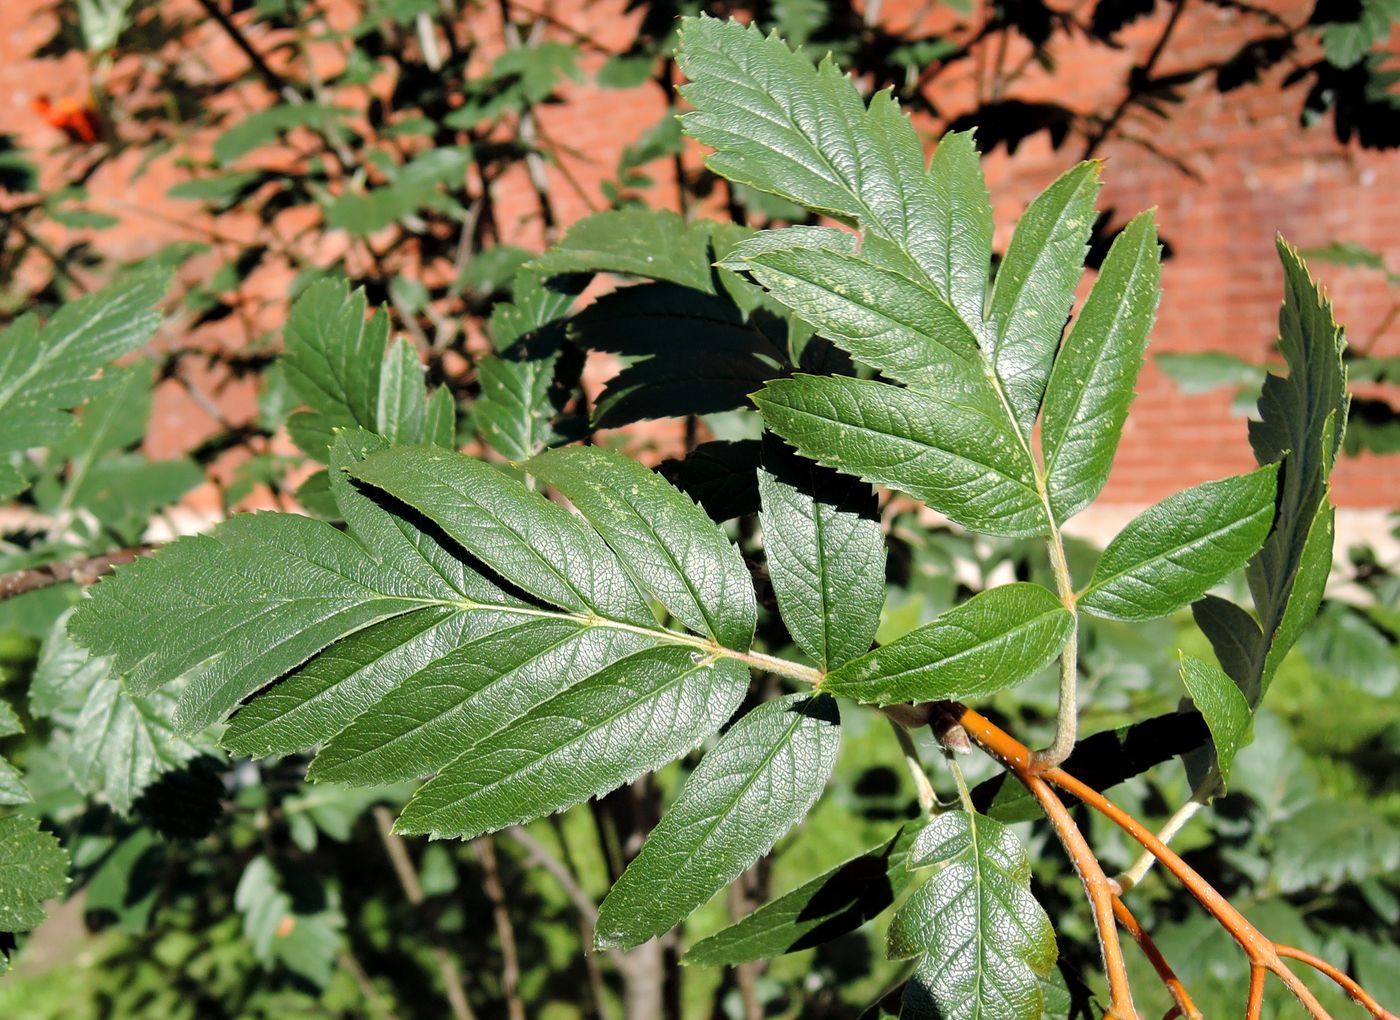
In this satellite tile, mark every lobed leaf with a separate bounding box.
[0,702,27,805]
[0,271,169,500]
[32,610,211,813]
[0,815,68,933]
[475,274,577,461]
[281,279,449,462]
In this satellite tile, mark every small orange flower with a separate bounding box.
[32,95,101,144]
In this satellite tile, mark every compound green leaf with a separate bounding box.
[350,445,653,625]
[1041,211,1162,521]
[282,280,446,460]
[0,815,68,933]
[1080,465,1279,622]
[393,647,750,839]
[754,375,1048,538]
[888,810,1056,1019]
[987,162,1101,436]
[475,351,561,460]
[282,280,387,443]
[824,583,1070,704]
[661,440,764,523]
[595,693,841,950]
[1178,654,1251,788]
[758,441,885,670]
[33,610,210,813]
[75,431,771,841]
[376,337,428,444]
[685,821,924,966]
[0,271,169,500]
[528,446,756,650]
[475,274,577,461]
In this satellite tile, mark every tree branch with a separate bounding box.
[372,807,479,1020]
[474,836,527,1020]
[958,708,1375,1020]
[0,546,155,601]
[1112,895,1202,1019]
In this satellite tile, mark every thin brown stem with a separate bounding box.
[1023,774,1138,1017]
[1082,0,1189,159]
[474,837,527,1020]
[372,807,479,1020]
[339,949,402,1020]
[504,826,614,1020]
[192,0,289,95]
[1245,964,1266,1020]
[0,546,154,601]
[958,709,1343,1020]
[1112,896,1201,1019]
[504,826,598,923]
[1275,945,1400,1020]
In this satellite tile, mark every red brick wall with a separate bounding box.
[3,0,1397,507]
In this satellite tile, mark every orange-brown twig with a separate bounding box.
[1024,773,1138,1017]
[1276,945,1400,1020]
[1112,896,1201,1019]
[953,707,1137,1015]
[1245,965,1266,1020]
[957,707,1380,1020]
